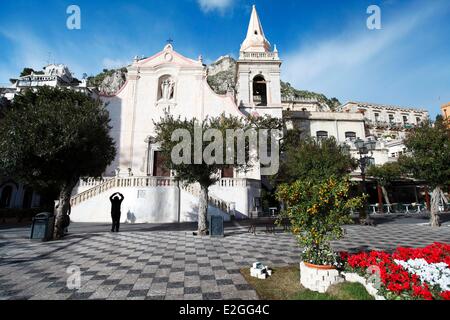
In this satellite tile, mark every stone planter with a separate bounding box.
[300,262,343,293]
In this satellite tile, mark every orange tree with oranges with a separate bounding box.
[276,176,366,266]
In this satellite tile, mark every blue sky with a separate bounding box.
[0,0,449,117]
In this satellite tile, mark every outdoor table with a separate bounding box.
[383,204,393,214]
[412,204,423,213]
[403,204,411,214]
[369,205,378,215]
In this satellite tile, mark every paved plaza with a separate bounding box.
[1,214,450,300]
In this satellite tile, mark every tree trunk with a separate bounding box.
[53,180,77,240]
[197,185,209,236]
[381,186,390,205]
[430,186,442,228]
[425,187,431,211]
[377,184,383,213]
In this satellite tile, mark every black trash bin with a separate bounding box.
[208,215,224,237]
[30,212,55,241]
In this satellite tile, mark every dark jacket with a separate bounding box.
[110,194,124,215]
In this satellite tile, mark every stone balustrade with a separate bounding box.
[71,177,174,206]
[239,51,279,60]
[71,177,250,215]
[181,183,233,215]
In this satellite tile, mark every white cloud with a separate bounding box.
[102,58,130,70]
[197,0,234,13]
[0,28,50,72]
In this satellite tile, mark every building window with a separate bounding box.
[374,113,380,122]
[253,75,267,106]
[403,115,408,124]
[0,186,13,208]
[221,167,234,178]
[22,187,33,209]
[316,131,328,140]
[388,114,394,124]
[416,117,421,124]
[152,151,170,177]
[345,132,357,141]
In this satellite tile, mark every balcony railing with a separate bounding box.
[365,119,418,130]
[239,52,279,60]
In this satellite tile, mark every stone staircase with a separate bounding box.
[70,176,235,216]
[181,183,235,216]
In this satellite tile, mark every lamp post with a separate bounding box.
[354,138,376,225]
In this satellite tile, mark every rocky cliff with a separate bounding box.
[207,56,237,95]
[87,68,128,95]
[280,81,341,111]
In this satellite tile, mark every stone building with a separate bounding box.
[339,101,430,140]
[70,5,279,223]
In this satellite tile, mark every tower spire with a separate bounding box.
[240,5,271,53]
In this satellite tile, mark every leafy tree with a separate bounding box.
[20,67,35,77]
[154,114,282,235]
[280,81,341,110]
[276,136,357,184]
[0,87,116,238]
[0,97,11,119]
[400,119,450,227]
[276,177,365,265]
[366,162,403,205]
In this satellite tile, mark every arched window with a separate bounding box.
[253,75,267,106]
[316,131,328,140]
[0,186,13,208]
[22,187,34,209]
[345,132,357,141]
[157,75,175,101]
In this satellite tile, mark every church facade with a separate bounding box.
[70,5,279,223]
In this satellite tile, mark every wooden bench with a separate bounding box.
[248,217,290,235]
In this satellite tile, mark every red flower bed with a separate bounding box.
[342,242,450,300]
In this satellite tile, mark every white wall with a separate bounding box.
[71,187,179,223]
[70,185,238,224]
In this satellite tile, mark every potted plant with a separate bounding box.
[277,177,366,293]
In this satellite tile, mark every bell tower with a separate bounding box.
[236,5,282,118]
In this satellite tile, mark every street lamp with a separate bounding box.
[355,138,376,225]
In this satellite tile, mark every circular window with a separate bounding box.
[164,53,173,62]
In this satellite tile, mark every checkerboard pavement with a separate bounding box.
[1,219,450,300]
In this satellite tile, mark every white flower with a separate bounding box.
[395,259,450,292]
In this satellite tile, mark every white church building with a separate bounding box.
[70,5,280,223]
[0,5,431,221]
